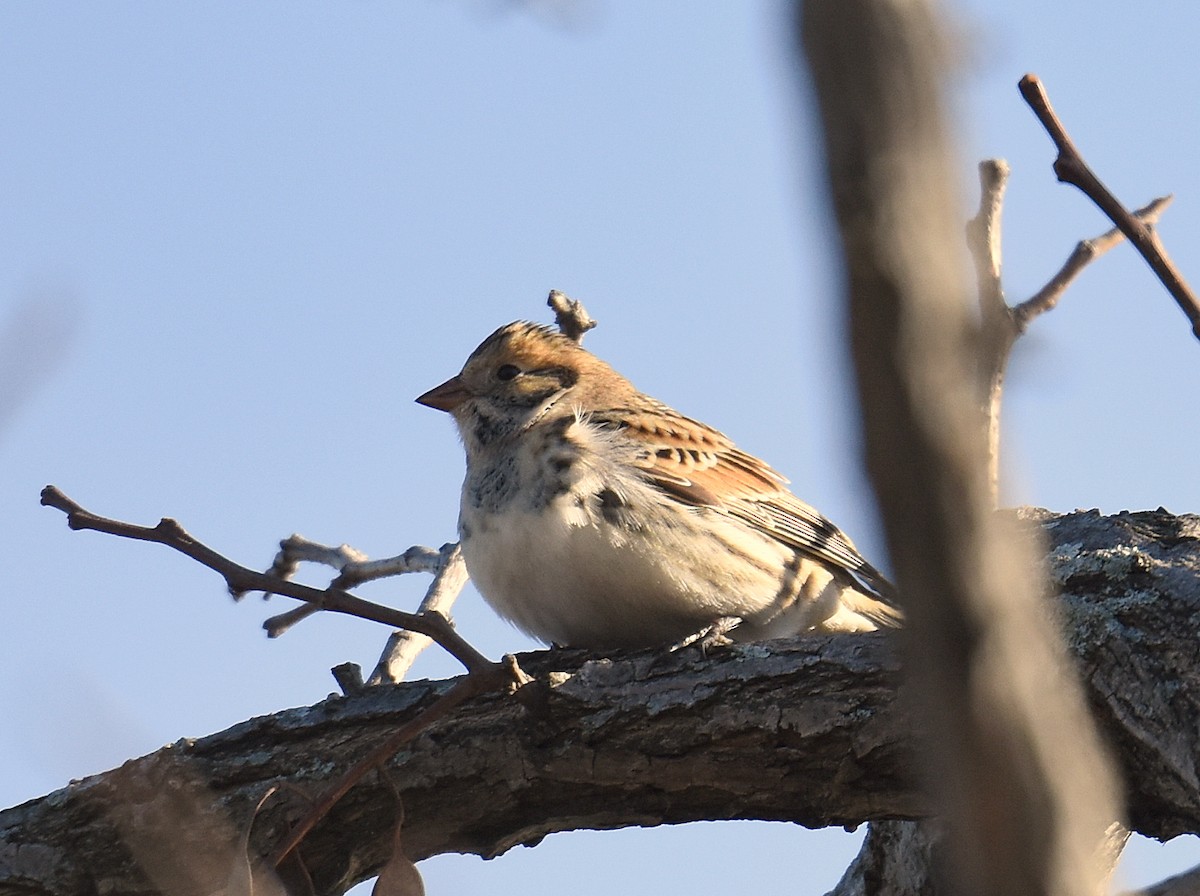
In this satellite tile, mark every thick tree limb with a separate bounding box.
[2,509,1197,896]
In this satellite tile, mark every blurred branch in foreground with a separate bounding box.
[800,1,1123,894]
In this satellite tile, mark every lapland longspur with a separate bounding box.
[418,321,900,649]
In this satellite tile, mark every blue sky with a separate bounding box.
[3,2,1198,892]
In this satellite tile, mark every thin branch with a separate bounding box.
[969,176,1171,506]
[1019,74,1200,342]
[366,543,469,685]
[966,158,1011,318]
[39,485,541,882]
[39,485,494,677]
[967,158,1014,506]
[261,539,457,640]
[260,537,371,636]
[1013,195,1174,330]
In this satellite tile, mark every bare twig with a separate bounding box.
[1019,74,1200,343]
[366,543,469,685]
[262,539,469,688]
[966,158,1011,318]
[1013,195,1174,330]
[260,537,371,636]
[547,289,596,343]
[265,537,368,585]
[39,485,495,677]
[261,539,453,638]
[39,484,539,878]
[967,159,1014,506]
[966,160,1171,505]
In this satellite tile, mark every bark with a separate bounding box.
[828,821,942,896]
[1,509,1197,896]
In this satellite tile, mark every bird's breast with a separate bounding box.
[458,494,707,648]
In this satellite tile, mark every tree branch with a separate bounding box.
[39,486,494,678]
[967,158,1013,505]
[1012,195,1173,331]
[1019,74,1200,343]
[801,5,1123,895]
[3,509,1198,896]
[968,174,1171,506]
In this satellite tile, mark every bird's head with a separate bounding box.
[417,322,628,450]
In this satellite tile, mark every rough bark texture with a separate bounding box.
[828,820,943,896]
[1,509,1197,896]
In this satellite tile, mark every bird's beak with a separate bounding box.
[416,375,471,413]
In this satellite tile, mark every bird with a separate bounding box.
[416,320,901,650]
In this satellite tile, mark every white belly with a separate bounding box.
[458,486,821,648]
[453,412,881,647]
[459,503,703,647]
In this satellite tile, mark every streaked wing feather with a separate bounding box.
[739,494,898,605]
[598,405,898,605]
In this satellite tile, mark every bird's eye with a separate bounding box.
[496,364,521,382]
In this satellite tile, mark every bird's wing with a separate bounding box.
[595,404,898,606]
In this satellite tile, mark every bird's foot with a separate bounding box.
[669,616,743,655]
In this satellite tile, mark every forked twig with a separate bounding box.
[39,485,495,677]
[1013,196,1173,330]
[366,543,469,685]
[966,157,1174,504]
[1019,73,1200,342]
[260,537,470,688]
